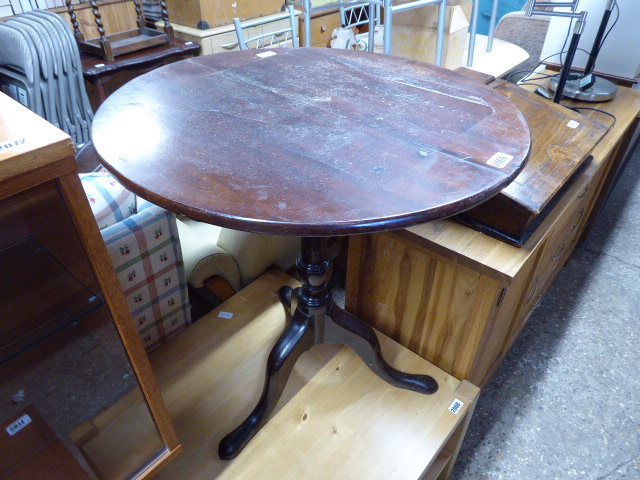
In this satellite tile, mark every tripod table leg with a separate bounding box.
[218,307,315,460]
[325,304,438,395]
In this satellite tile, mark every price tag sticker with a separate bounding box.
[567,120,580,129]
[256,51,277,58]
[448,398,465,415]
[6,414,32,436]
[218,311,234,319]
[486,152,514,169]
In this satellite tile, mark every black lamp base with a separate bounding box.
[549,73,618,102]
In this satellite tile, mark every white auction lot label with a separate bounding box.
[486,152,514,169]
[6,413,32,436]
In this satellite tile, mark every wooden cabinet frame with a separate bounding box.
[0,93,181,479]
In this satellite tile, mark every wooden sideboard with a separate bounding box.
[167,8,341,55]
[81,39,200,110]
[346,81,640,389]
[165,11,302,56]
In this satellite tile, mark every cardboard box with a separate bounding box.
[165,0,284,30]
[391,0,471,69]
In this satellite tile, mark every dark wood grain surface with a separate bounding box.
[81,39,201,77]
[91,48,531,236]
[457,80,608,245]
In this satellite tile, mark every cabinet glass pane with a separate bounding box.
[0,180,165,480]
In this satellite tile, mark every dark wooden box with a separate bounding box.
[456,81,608,246]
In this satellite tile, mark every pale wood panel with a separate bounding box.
[168,12,300,55]
[164,0,283,30]
[298,9,341,47]
[467,249,542,387]
[143,268,480,480]
[0,93,74,187]
[347,233,502,381]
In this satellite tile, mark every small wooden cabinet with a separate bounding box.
[346,84,640,389]
[0,93,181,479]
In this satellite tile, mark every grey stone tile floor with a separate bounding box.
[450,143,640,479]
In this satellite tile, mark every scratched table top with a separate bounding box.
[91,48,531,236]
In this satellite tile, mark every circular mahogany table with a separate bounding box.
[92,48,531,460]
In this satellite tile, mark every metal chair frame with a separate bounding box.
[233,5,299,51]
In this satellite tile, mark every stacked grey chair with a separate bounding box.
[0,10,93,147]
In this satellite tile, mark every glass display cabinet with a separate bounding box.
[0,92,181,479]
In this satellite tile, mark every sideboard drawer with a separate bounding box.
[521,175,596,317]
[299,10,342,47]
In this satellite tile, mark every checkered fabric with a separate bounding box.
[80,173,191,351]
[79,172,136,229]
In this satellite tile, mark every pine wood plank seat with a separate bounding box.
[90,48,531,460]
[72,269,481,479]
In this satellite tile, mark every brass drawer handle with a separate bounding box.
[571,207,585,231]
[525,277,539,303]
[533,294,544,309]
[577,183,590,200]
[551,243,565,261]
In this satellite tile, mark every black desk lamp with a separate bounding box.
[550,0,618,101]
[526,1,588,103]
[529,0,618,102]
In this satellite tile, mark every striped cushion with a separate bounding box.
[79,173,136,230]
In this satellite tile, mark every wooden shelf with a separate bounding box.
[0,237,102,363]
[120,268,479,479]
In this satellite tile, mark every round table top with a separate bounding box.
[92,48,531,236]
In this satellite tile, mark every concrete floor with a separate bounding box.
[451,143,640,478]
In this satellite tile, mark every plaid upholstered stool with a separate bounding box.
[80,172,191,351]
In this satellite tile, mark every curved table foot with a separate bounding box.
[218,307,315,460]
[220,237,436,460]
[278,285,295,313]
[326,304,438,395]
